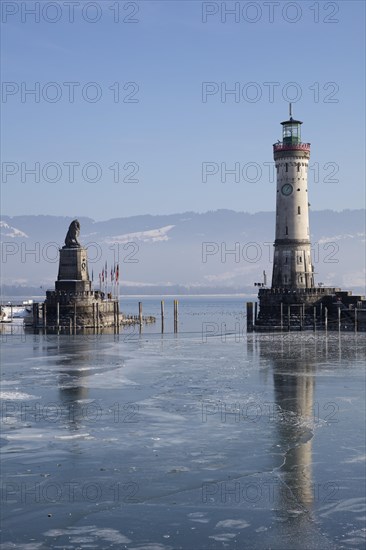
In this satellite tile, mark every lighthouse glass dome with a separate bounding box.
[281,119,302,145]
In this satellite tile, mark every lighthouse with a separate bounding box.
[250,107,366,332]
[272,105,314,289]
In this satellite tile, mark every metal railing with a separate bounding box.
[273,142,311,152]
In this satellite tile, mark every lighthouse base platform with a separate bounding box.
[248,287,366,332]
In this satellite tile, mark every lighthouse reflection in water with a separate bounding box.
[257,335,318,511]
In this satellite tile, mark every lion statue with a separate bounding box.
[64,219,81,248]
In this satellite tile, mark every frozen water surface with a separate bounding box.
[1,298,365,549]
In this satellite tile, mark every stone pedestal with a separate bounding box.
[56,247,91,293]
[44,245,119,329]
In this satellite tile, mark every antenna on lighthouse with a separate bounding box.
[289,102,292,119]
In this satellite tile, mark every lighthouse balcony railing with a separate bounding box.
[273,142,311,152]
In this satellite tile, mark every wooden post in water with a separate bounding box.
[254,302,258,325]
[246,302,253,332]
[10,303,13,321]
[43,302,47,329]
[280,302,283,332]
[313,306,316,332]
[338,306,341,332]
[161,300,165,333]
[355,308,358,333]
[96,302,99,329]
[33,303,37,329]
[116,300,120,332]
[56,302,60,329]
[174,300,178,333]
[139,302,142,332]
[325,307,328,332]
[69,317,72,333]
[93,303,96,327]
[73,302,77,332]
[287,305,290,331]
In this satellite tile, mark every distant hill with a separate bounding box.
[1,209,365,296]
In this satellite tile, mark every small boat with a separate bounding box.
[0,301,33,323]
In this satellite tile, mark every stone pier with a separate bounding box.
[254,287,366,331]
[42,220,119,330]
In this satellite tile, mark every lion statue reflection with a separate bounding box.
[64,219,81,248]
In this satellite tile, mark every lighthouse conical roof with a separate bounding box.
[281,117,302,125]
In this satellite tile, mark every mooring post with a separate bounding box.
[10,303,13,321]
[69,317,72,333]
[325,307,328,332]
[161,300,164,333]
[287,305,290,331]
[355,308,358,333]
[313,306,316,332]
[139,302,143,327]
[93,303,96,327]
[43,302,47,329]
[73,302,77,332]
[56,302,60,329]
[36,303,39,329]
[280,302,283,332]
[174,300,178,333]
[33,303,37,329]
[96,302,99,329]
[338,306,341,332]
[246,302,253,332]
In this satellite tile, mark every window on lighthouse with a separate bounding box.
[298,206,301,214]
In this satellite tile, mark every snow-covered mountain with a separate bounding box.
[1,210,365,294]
[0,220,28,239]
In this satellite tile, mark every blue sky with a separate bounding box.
[1,0,365,219]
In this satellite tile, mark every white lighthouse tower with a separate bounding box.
[272,105,314,289]
[251,107,365,332]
